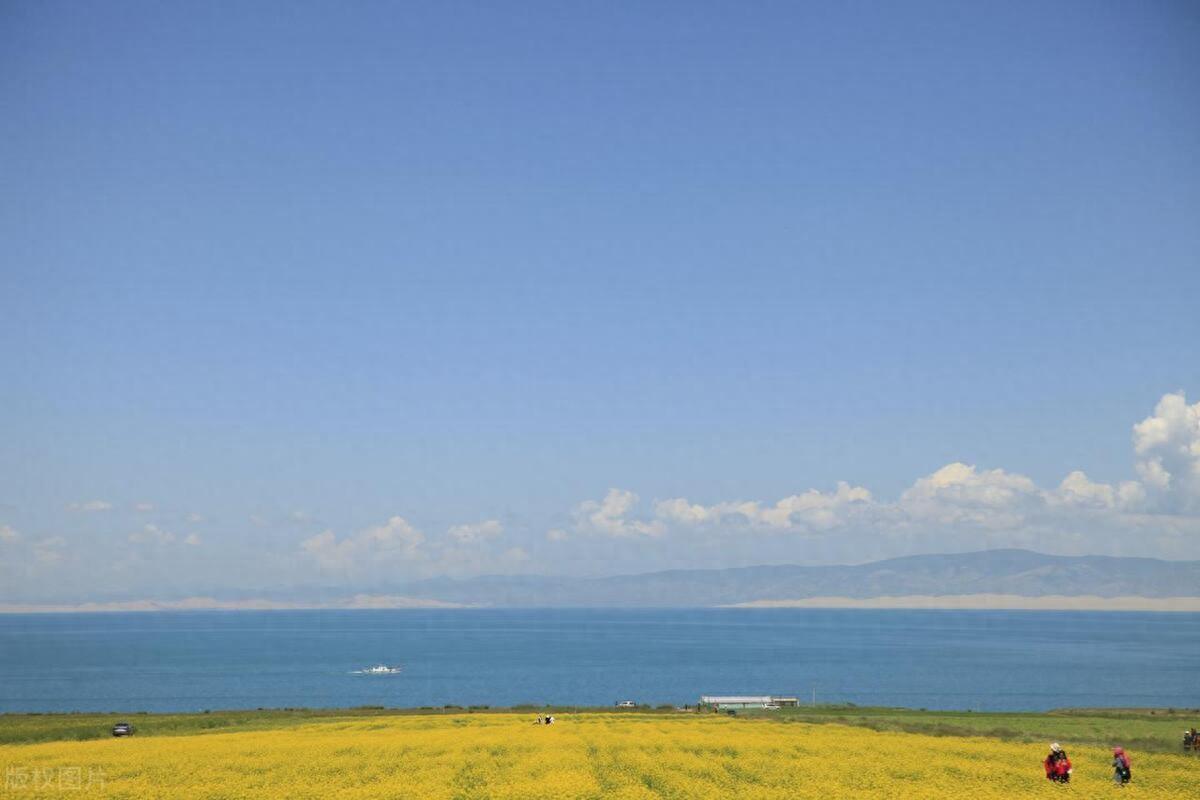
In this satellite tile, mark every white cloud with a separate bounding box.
[1052,471,1116,509]
[68,500,112,513]
[654,498,722,525]
[18,389,1199,594]
[766,483,874,530]
[649,453,1183,550]
[1050,470,1144,511]
[451,520,506,544]
[32,536,66,565]
[300,516,425,571]
[187,513,205,523]
[898,462,1040,529]
[657,482,874,532]
[572,489,665,537]
[587,393,1200,560]
[447,519,504,544]
[129,524,176,545]
[1133,391,1200,513]
[298,515,526,579]
[133,502,155,513]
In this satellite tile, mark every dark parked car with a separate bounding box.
[111,722,134,737]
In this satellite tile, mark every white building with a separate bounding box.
[699,695,798,710]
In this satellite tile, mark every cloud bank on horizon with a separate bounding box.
[553,392,1200,558]
[644,388,1200,532]
[1,391,1199,601]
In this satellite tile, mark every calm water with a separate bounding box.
[0,609,1197,713]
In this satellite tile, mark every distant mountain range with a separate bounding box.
[392,549,1200,608]
[5,550,1200,613]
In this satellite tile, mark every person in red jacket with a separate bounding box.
[1044,743,1072,783]
[1043,744,1057,780]
[1054,750,1072,783]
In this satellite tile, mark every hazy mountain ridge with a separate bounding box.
[397,550,1200,607]
[6,550,1199,612]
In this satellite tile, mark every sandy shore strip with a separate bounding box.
[0,595,472,613]
[723,594,1200,611]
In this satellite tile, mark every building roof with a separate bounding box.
[700,696,773,704]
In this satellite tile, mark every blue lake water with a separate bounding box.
[0,609,1197,713]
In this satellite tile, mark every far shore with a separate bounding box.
[4,593,1200,613]
[724,594,1200,611]
[0,595,473,614]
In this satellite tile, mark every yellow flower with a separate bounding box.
[1,714,1194,798]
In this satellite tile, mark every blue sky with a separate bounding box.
[2,2,1198,601]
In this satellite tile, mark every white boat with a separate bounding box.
[356,664,402,674]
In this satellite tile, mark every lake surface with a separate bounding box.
[1,609,1197,713]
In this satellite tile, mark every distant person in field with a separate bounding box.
[1044,743,1072,783]
[1111,747,1131,786]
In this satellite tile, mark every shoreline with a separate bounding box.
[723,594,1200,611]
[3,594,1200,613]
[3,703,1196,717]
[3,705,1197,756]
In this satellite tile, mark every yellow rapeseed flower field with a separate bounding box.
[2,714,1196,798]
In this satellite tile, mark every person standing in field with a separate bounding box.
[1043,744,1057,781]
[1112,747,1131,786]
[1044,743,1072,783]
[1054,745,1072,783]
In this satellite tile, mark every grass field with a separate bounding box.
[2,708,1197,798]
